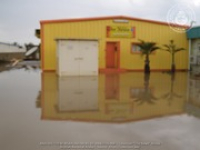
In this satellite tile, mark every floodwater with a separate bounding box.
[0,62,200,150]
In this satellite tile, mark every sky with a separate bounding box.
[0,0,200,46]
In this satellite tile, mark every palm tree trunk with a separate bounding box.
[145,54,150,74]
[144,73,150,89]
[171,53,175,73]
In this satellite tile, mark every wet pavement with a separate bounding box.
[0,62,200,150]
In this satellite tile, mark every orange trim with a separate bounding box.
[40,15,189,28]
[152,69,188,72]
[126,69,188,72]
[100,68,188,72]
[41,72,45,119]
[42,69,188,73]
[99,68,127,73]
[43,69,56,72]
[41,24,45,70]
[127,69,145,72]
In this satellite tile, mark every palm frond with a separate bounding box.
[136,40,159,55]
[151,46,160,52]
[163,44,171,50]
[174,48,185,53]
[162,40,185,55]
[161,49,171,52]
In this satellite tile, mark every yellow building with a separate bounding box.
[40,16,189,72]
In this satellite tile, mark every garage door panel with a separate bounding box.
[79,41,98,76]
[60,41,80,76]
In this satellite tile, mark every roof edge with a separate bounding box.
[40,15,189,28]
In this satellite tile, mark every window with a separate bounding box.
[131,43,141,53]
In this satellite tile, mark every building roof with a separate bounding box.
[187,26,200,39]
[0,42,17,47]
[40,15,188,28]
[0,42,25,53]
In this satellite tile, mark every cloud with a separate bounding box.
[193,0,200,6]
[0,0,200,44]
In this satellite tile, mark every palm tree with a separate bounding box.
[35,29,40,39]
[136,40,160,74]
[162,40,185,73]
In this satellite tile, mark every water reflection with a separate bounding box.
[161,74,183,106]
[57,76,98,112]
[0,61,40,72]
[0,61,11,72]
[185,75,200,118]
[133,74,157,105]
[40,72,190,123]
[36,91,41,108]
[105,73,119,100]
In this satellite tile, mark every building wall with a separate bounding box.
[41,17,189,71]
[0,42,25,53]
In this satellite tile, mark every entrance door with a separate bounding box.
[106,42,119,69]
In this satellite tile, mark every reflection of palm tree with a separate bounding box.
[21,64,39,71]
[0,61,39,72]
[160,74,182,106]
[134,74,158,105]
[36,91,41,108]
[0,62,9,72]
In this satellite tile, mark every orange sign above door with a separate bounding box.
[106,26,135,38]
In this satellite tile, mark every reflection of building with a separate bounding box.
[0,60,40,73]
[57,76,98,112]
[186,76,200,118]
[105,73,119,100]
[188,79,200,102]
[40,72,188,123]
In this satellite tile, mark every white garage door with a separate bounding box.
[57,40,98,76]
